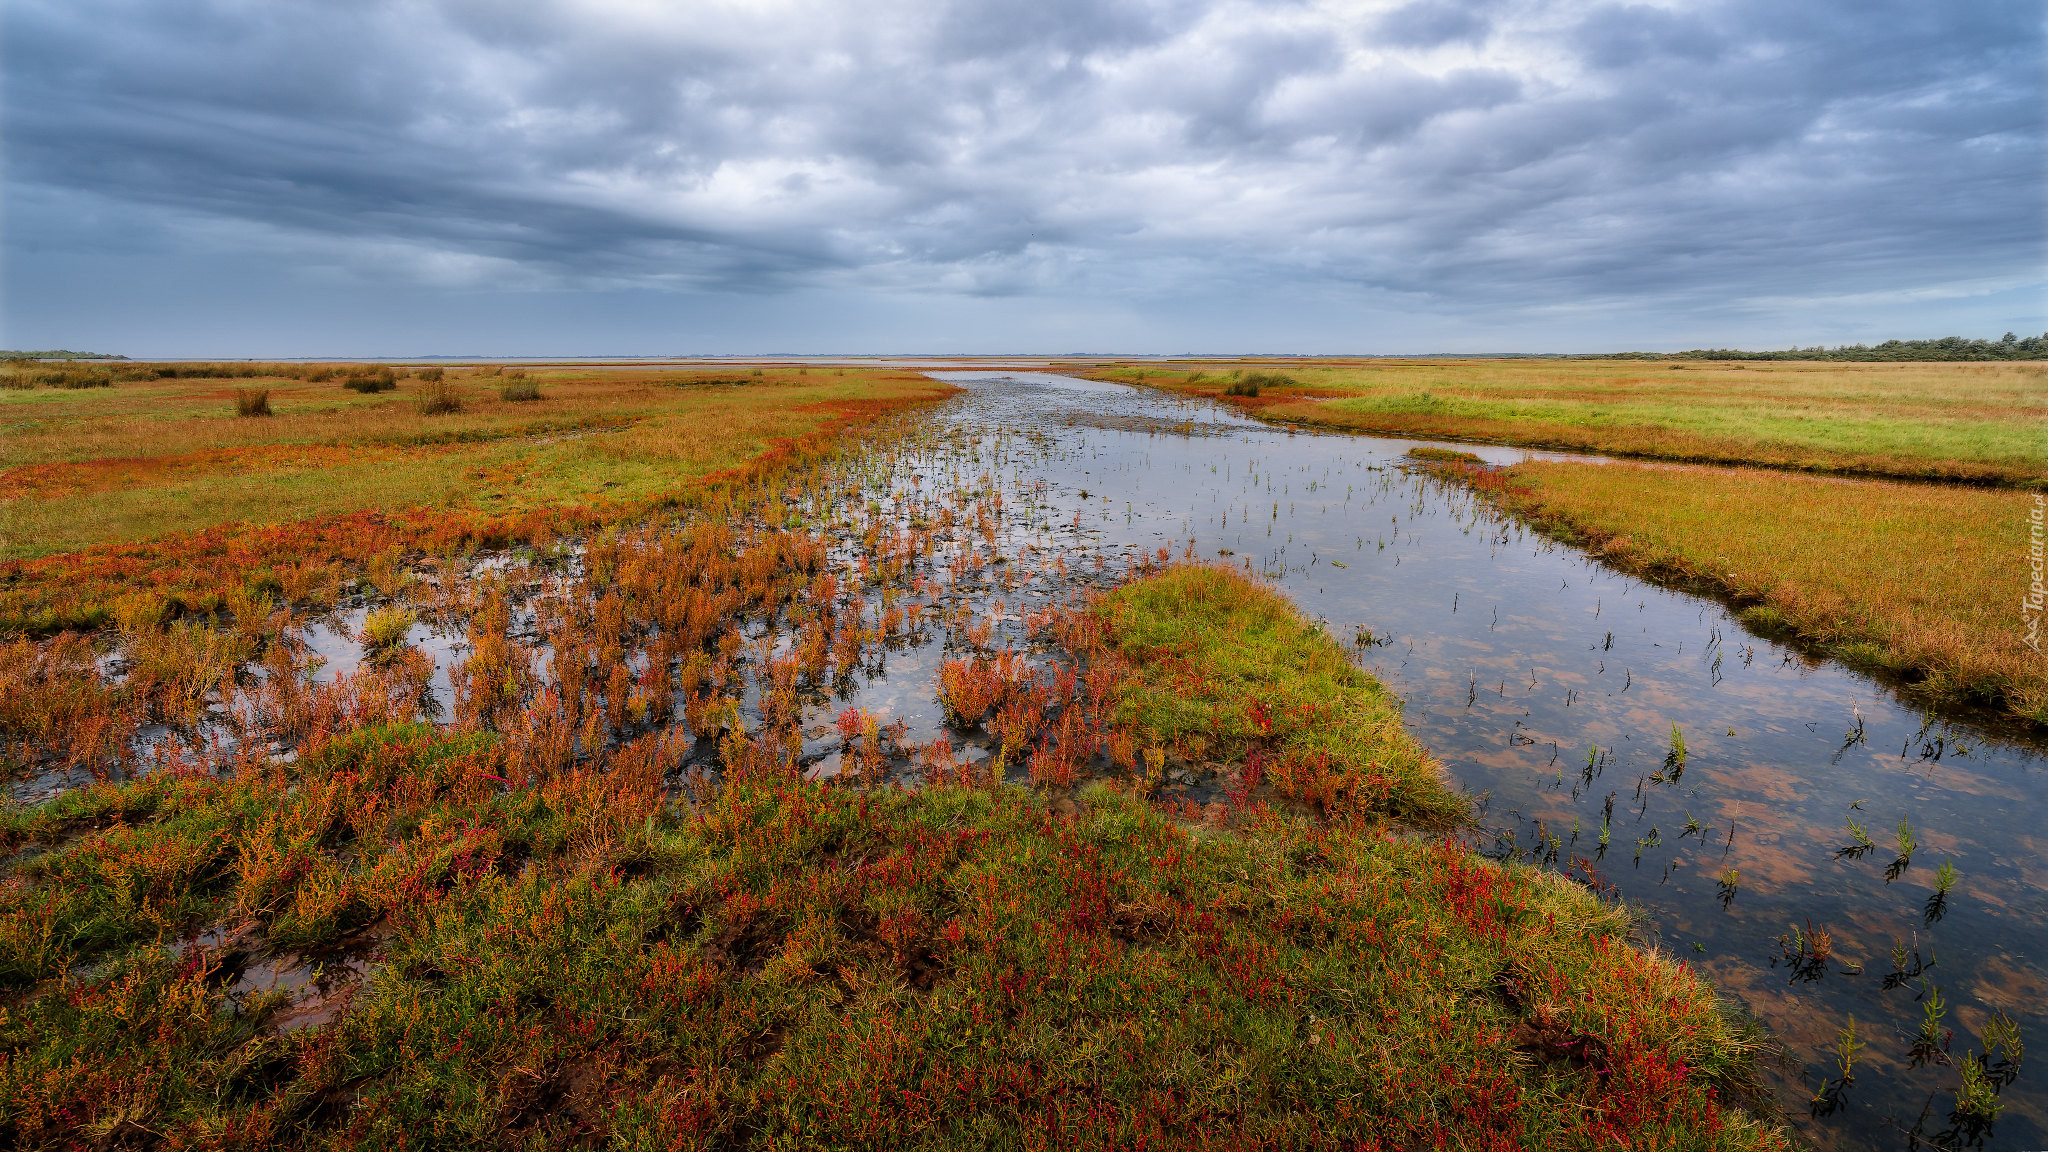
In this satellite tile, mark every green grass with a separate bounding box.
[0,367,951,635]
[0,367,951,562]
[0,724,1783,1149]
[0,381,1784,1149]
[1092,359,2048,486]
[1087,563,1469,829]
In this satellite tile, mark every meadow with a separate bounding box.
[0,365,1787,1149]
[1093,359,2048,486]
[0,363,951,633]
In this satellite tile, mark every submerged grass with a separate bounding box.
[1415,456,2048,724]
[1094,359,2048,487]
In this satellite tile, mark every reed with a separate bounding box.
[411,379,463,415]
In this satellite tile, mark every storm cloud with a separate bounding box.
[3,0,2040,354]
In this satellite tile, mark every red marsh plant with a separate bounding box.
[0,723,1783,1149]
[0,417,1781,1149]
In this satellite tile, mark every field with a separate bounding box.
[1406,451,2048,725]
[1091,359,2048,487]
[0,363,952,633]
[0,365,1785,1149]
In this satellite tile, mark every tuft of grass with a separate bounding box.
[1077,562,1468,829]
[231,388,271,417]
[1406,445,1484,464]
[358,606,417,658]
[411,380,463,416]
[500,380,542,403]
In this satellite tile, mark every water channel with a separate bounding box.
[871,371,2046,1151]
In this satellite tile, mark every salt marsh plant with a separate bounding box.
[1661,721,1687,780]
[342,365,399,393]
[1925,859,1961,922]
[412,379,463,415]
[0,379,1789,1149]
[500,380,542,402]
[1911,982,1950,1067]
[1934,859,1959,894]
[1887,814,1917,882]
[1839,812,1876,859]
[358,606,417,661]
[232,388,271,416]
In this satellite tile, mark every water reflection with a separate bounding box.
[910,372,2046,1151]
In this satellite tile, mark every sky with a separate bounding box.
[3,0,2042,357]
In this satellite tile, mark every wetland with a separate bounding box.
[1,365,2038,1149]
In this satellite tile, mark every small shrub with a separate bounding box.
[302,367,335,382]
[342,365,397,392]
[359,606,417,660]
[233,388,272,417]
[501,381,542,402]
[20,367,117,388]
[1406,446,1484,465]
[477,365,504,378]
[413,380,463,416]
[417,366,444,382]
[1225,371,1295,397]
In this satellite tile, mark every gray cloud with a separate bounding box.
[3,0,2040,352]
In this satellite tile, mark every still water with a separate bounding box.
[139,368,2039,1149]
[892,371,2047,1151]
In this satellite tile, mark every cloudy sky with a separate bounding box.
[3,0,2040,356]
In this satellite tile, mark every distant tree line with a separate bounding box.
[1604,333,2048,362]
[0,350,127,360]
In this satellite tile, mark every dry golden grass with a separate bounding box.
[1095,359,2048,486]
[1435,457,2047,723]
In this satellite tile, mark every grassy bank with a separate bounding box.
[1411,453,2047,724]
[1077,562,1468,830]
[1089,359,2048,487]
[0,365,953,633]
